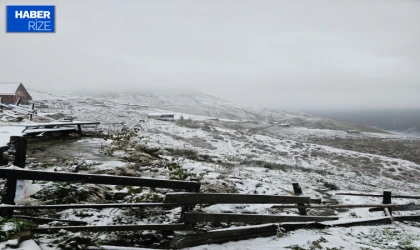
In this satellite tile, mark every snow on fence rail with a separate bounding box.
[14,121,101,135]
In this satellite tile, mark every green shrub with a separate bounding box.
[322,181,339,191]
[166,148,198,160]
[0,218,34,241]
[33,182,109,204]
[167,162,197,180]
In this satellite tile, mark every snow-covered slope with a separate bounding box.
[31,89,383,133]
[19,89,420,250]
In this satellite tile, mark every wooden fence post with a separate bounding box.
[0,148,4,166]
[383,191,392,217]
[0,136,27,217]
[292,183,307,215]
[180,178,201,229]
[77,124,82,134]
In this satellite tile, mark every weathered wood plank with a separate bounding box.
[171,222,326,249]
[13,215,87,225]
[369,205,420,212]
[335,193,420,200]
[32,223,187,234]
[319,215,420,227]
[23,127,77,134]
[393,215,420,222]
[172,215,420,249]
[272,204,410,209]
[0,148,5,166]
[317,217,391,227]
[13,121,100,127]
[383,191,393,219]
[310,199,322,204]
[88,246,156,250]
[170,224,279,248]
[0,202,184,210]
[164,193,311,204]
[0,168,200,191]
[182,212,339,223]
[0,136,27,217]
[293,183,307,215]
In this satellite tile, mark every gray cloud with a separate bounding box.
[1,0,419,111]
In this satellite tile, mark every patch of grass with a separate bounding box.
[198,154,214,162]
[309,236,328,249]
[285,245,305,250]
[33,182,110,205]
[0,218,35,241]
[400,247,420,250]
[166,148,199,160]
[57,234,101,250]
[100,231,163,248]
[242,160,292,171]
[98,125,142,156]
[167,162,197,180]
[176,118,202,129]
[241,159,334,176]
[350,227,420,250]
[125,186,164,203]
[322,181,339,191]
[138,145,161,158]
[349,212,360,218]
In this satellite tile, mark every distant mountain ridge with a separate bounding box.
[309,109,420,136]
[80,90,385,133]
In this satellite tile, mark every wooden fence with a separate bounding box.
[0,136,420,249]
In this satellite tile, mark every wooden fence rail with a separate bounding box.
[171,214,420,249]
[164,193,313,204]
[369,204,420,212]
[0,168,201,191]
[170,224,281,248]
[13,215,87,225]
[272,204,420,210]
[32,223,187,234]
[1,135,419,249]
[335,192,420,200]
[182,212,339,223]
[0,203,185,210]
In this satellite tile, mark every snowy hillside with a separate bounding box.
[3,89,419,249]
[31,89,384,133]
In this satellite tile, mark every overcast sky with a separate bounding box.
[1,0,419,111]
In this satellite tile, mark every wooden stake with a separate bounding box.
[180,178,201,229]
[383,191,393,223]
[0,136,27,217]
[292,183,307,215]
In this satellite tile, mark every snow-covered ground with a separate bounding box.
[1,90,420,249]
[0,125,23,147]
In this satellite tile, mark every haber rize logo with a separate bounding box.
[6,5,55,33]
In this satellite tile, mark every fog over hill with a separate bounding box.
[69,89,383,133]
